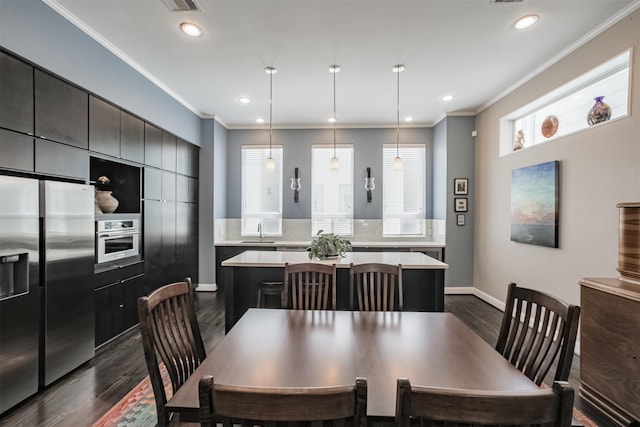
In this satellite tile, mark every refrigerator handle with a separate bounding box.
[39,217,46,288]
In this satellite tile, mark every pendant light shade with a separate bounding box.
[392,64,404,172]
[329,65,340,171]
[265,66,277,172]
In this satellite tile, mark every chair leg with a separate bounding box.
[257,289,264,308]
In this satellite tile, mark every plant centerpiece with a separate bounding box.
[307,230,352,260]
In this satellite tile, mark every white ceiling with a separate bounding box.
[45,0,639,129]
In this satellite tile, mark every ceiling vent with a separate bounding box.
[490,0,524,3]
[162,0,201,12]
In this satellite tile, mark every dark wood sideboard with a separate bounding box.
[579,277,640,426]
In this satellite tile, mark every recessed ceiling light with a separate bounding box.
[442,95,455,102]
[180,22,203,37]
[239,97,251,104]
[404,116,414,122]
[514,14,539,30]
[255,118,265,123]
[328,117,337,123]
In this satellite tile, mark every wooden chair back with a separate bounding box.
[199,375,368,427]
[395,378,574,427]
[495,282,581,386]
[282,262,338,310]
[350,263,403,311]
[138,280,206,426]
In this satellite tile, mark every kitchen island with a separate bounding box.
[221,250,448,332]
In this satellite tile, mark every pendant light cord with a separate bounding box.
[269,70,273,158]
[333,68,337,157]
[396,67,400,157]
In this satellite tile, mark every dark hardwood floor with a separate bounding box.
[0,291,616,427]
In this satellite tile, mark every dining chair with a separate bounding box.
[282,262,338,310]
[199,376,368,427]
[495,282,581,386]
[138,279,206,426]
[349,262,403,311]
[395,378,574,427]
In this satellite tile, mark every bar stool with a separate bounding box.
[257,281,284,308]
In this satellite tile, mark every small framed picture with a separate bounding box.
[457,214,465,226]
[454,178,469,195]
[454,197,468,212]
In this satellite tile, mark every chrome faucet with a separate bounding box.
[257,223,263,240]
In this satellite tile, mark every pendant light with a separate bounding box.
[265,66,277,172]
[392,64,404,171]
[329,65,341,171]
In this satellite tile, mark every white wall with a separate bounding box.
[474,10,640,307]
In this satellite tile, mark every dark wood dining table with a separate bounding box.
[166,308,540,421]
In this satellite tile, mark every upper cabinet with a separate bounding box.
[0,52,34,135]
[177,138,199,177]
[120,111,144,164]
[161,130,176,172]
[34,69,88,148]
[89,96,145,164]
[144,123,162,168]
[89,95,120,158]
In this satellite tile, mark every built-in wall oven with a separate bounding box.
[96,218,140,264]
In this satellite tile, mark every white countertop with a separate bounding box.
[215,239,444,248]
[221,250,448,269]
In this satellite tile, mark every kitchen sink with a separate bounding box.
[240,240,276,244]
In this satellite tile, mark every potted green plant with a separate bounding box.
[307,230,352,260]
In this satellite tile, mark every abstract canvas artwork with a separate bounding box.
[511,161,559,248]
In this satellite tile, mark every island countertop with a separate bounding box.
[215,239,444,248]
[220,250,448,269]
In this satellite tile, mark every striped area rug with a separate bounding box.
[93,372,599,427]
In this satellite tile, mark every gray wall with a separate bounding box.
[433,120,447,220]
[199,119,216,285]
[226,127,434,219]
[0,0,201,145]
[443,116,476,287]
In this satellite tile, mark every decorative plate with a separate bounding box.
[541,115,559,138]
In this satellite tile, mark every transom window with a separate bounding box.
[383,144,425,236]
[241,145,283,236]
[311,145,354,236]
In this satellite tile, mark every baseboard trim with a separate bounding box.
[472,288,506,311]
[444,286,475,294]
[196,283,218,292]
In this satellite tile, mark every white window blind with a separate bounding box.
[383,144,425,236]
[311,145,354,236]
[241,146,283,236]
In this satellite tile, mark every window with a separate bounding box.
[311,145,354,236]
[241,146,283,236]
[501,49,631,155]
[383,144,425,236]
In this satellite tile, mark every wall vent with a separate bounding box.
[162,0,201,12]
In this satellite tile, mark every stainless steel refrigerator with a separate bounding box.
[0,176,95,413]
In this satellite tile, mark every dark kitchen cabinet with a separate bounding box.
[176,202,198,284]
[161,200,177,283]
[176,138,199,177]
[143,199,163,292]
[0,52,33,134]
[94,272,145,347]
[144,123,162,168]
[120,111,144,164]
[161,170,176,201]
[35,139,88,180]
[89,95,120,158]
[162,130,176,172]
[34,69,88,148]
[144,166,162,201]
[0,129,34,172]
